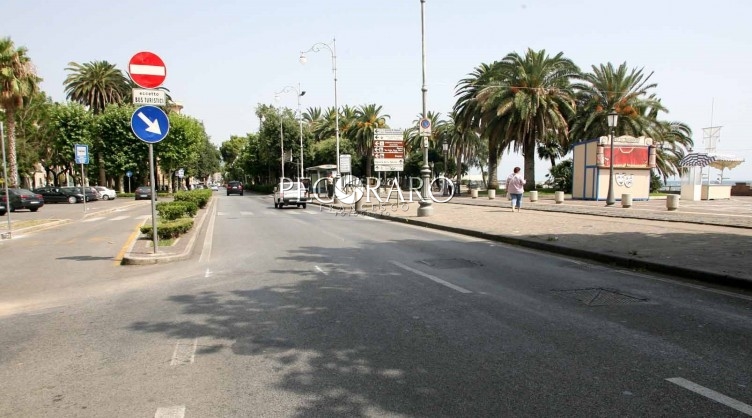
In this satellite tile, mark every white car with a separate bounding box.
[94,186,117,200]
[210,184,219,191]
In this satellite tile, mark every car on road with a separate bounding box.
[33,186,85,204]
[134,186,157,200]
[210,184,219,191]
[61,186,98,202]
[274,181,308,209]
[226,181,243,196]
[0,201,6,216]
[94,186,117,200]
[1,188,45,212]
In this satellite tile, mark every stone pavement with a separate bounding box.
[115,193,752,288]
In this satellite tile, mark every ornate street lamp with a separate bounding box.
[417,0,433,216]
[276,85,305,180]
[605,110,619,206]
[300,39,338,178]
[442,138,449,196]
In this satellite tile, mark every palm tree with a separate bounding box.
[477,49,579,190]
[64,60,130,185]
[537,133,565,168]
[0,37,41,187]
[349,104,389,178]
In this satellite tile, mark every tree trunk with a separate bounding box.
[98,152,106,186]
[487,149,499,190]
[523,139,536,191]
[366,154,372,179]
[5,112,19,187]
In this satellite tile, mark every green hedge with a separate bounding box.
[140,218,194,240]
[156,201,198,220]
[174,189,212,209]
[248,184,275,194]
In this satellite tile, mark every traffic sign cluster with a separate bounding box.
[129,51,169,143]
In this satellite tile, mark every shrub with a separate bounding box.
[174,189,212,209]
[140,218,194,240]
[156,201,197,220]
[248,184,275,194]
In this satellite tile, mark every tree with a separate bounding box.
[0,37,41,187]
[349,104,389,178]
[478,49,579,190]
[94,104,148,191]
[63,60,130,185]
[46,102,95,186]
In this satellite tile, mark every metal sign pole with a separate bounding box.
[148,144,158,253]
[1,122,12,238]
[81,163,86,213]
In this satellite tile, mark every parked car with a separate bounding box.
[33,186,85,204]
[0,201,6,216]
[227,181,243,196]
[94,186,117,200]
[61,186,98,202]
[210,184,219,191]
[274,181,308,209]
[1,188,45,212]
[134,186,157,200]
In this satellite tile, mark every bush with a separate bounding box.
[156,201,197,220]
[248,184,275,194]
[140,218,194,240]
[174,189,212,209]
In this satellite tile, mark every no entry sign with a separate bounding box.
[129,51,166,89]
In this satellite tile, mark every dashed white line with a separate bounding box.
[170,339,198,366]
[315,265,328,275]
[82,217,105,223]
[240,211,254,216]
[111,215,129,221]
[390,261,472,294]
[205,268,212,278]
[667,377,752,416]
[155,405,185,418]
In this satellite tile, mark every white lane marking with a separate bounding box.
[205,269,212,278]
[667,377,752,416]
[154,405,185,418]
[82,217,105,223]
[170,339,198,366]
[315,266,328,275]
[111,215,129,221]
[217,211,226,216]
[240,211,254,216]
[390,261,472,294]
[135,215,150,220]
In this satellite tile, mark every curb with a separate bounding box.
[344,205,752,290]
[121,197,216,265]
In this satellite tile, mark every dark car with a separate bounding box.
[226,181,243,196]
[61,186,98,202]
[0,201,6,216]
[134,186,157,200]
[33,186,85,204]
[1,188,45,212]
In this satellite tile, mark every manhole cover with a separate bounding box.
[552,288,647,306]
[419,258,482,269]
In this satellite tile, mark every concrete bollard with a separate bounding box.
[488,189,496,199]
[666,194,679,211]
[554,191,564,204]
[470,189,478,199]
[621,193,632,208]
[529,191,538,202]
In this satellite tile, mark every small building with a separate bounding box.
[572,135,656,201]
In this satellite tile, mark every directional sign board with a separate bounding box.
[132,88,166,106]
[339,154,352,173]
[74,144,89,164]
[129,51,167,89]
[373,128,404,172]
[131,106,170,143]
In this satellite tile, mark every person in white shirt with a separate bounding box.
[505,167,525,212]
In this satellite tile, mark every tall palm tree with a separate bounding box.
[0,37,41,187]
[64,60,130,185]
[349,104,389,178]
[477,49,579,190]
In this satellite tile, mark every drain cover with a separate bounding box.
[552,288,647,306]
[419,258,482,269]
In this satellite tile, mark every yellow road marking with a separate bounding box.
[114,222,143,266]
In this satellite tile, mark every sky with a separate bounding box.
[5,0,752,182]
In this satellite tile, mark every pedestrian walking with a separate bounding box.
[506,167,525,212]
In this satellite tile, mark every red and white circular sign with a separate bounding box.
[128,51,166,89]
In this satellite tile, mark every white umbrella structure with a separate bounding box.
[708,154,745,182]
[679,152,716,167]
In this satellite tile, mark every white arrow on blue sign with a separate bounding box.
[131,105,170,143]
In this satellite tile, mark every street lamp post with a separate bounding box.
[300,39,338,178]
[274,97,285,182]
[442,138,449,196]
[417,0,433,217]
[605,110,619,206]
[276,85,306,180]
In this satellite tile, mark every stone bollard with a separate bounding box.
[554,191,564,204]
[470,189,478,199]
[355,196,363,211]
[621,193,632,208]
[529,190,538,202]
[488,189,496,199]
[666,194,679,211]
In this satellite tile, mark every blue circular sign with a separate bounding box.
[131,105,170,143]
[420,118,431,129]
[126,171,132,178]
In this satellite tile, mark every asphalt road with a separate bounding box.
[0,192,750,417]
